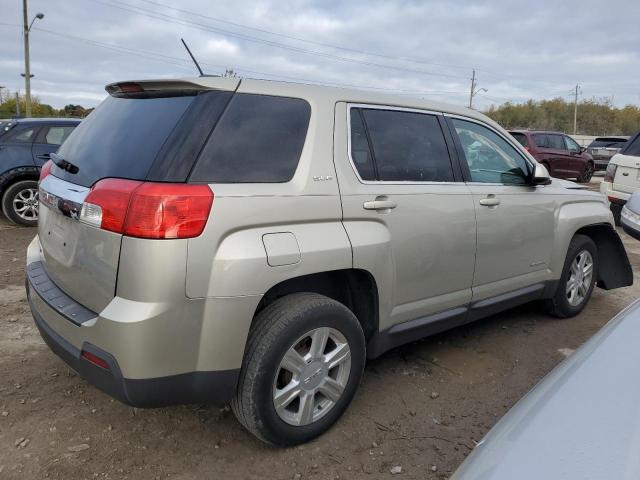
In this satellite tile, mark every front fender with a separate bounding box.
[554,200,632,289]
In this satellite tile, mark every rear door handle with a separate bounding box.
[479,196,500,207]
[36,153,51,160]
[363,198,397,211]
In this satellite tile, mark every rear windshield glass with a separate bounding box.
[510,132,528,147]
[53,95,196,187]
[623,134,640,157]
[190,93,311,183]
[588,139,627,148]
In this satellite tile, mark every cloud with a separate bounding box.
[0,0,639,110]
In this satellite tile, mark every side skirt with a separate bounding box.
[367,282,553,359]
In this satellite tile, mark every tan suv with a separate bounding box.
[26,77,632,446]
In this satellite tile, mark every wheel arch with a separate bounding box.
[254,268,379,341]
[574,223,633,289]
[0,166,40,196]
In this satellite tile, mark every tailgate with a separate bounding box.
[613,154,640,194]
[37,174,122,313]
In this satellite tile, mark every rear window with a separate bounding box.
[190,93,311,183]
[533,134,549,148]
[510,132,528,147]
[54,94,198,187]
[589,138,628,148]
[623,134,640,157]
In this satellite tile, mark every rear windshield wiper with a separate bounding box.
[50,152,79,175]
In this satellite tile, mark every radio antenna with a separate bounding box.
[181,38,204,76]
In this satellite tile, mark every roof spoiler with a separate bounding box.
[105,80,212,99]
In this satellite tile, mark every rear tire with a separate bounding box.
[577,162,594,183]
[1,180,39,227]
[547,234,597,318]
[231,293,365,446]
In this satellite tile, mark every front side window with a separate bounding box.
[44,126,76,146]
[452,118,529,185]
[351,107,454,182]
[564,136,581,152]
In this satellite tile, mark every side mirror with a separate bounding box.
[580,146,587,153]
[532,162,551,185]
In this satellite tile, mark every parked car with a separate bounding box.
[1,117,80,226]
[600,130,640,225]
[620,191,640,240]
[451,298,640,480]
[586,136,629,171]
[27,77,632,446]
[509,130,594,183]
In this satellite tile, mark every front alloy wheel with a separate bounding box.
[547,234,598,318]
[566,250,594,307]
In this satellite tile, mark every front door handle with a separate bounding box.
[36,153,51,160]
[479,196,500,207]
[363,198,397,211]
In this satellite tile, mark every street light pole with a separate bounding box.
[22,1,44,118]
[22,0,32,117]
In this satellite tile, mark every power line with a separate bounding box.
[131,0,477,72]
[29,26,469,98]
[87,0,470,80]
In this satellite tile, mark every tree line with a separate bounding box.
[0,90,92,119]
[484,97,640,136]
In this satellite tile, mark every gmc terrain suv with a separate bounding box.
[27,77,632,446]
[509,130,594,183]
[1,118,80,226]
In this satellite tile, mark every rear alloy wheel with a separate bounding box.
[547,234,598,318]
[2,180,39,226]
[577,162,594,183]
[232,293,365,446]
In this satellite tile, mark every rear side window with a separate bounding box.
[510,132,528,147]
[3,125,37,143]
[44,126,75,146]
[349,109,376,180]
[351,107,454,182]
[55,94,197,187]
[533,134,549,148]
[190,94,311,183]
[548,135,565,150]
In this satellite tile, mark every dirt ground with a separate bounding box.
[2,175,639,480]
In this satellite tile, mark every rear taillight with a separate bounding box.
[39,160,53,183]
[604,163,617,183]
[80,179,213,239]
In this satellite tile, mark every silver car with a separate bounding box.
[451,298,640,480]
[26,77,633,445]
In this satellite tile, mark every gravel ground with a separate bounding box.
[1,175,638,479]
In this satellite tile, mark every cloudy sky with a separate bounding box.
[1,0,639,110]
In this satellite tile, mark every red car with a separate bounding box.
[509,130,594,183]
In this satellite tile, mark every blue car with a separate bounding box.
[1,118,80,226]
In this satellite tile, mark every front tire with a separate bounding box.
[547,234,597,318]
[1,180,39,226]
[231,293,365,446]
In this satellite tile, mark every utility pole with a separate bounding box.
[468,69,488,110]
[0,86,5,103]
[22,0,32,117]
[468,69,476,109]
[16,92,21,117]
[573,83,580,135]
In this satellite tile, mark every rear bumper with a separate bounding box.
[27,278,239,407]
